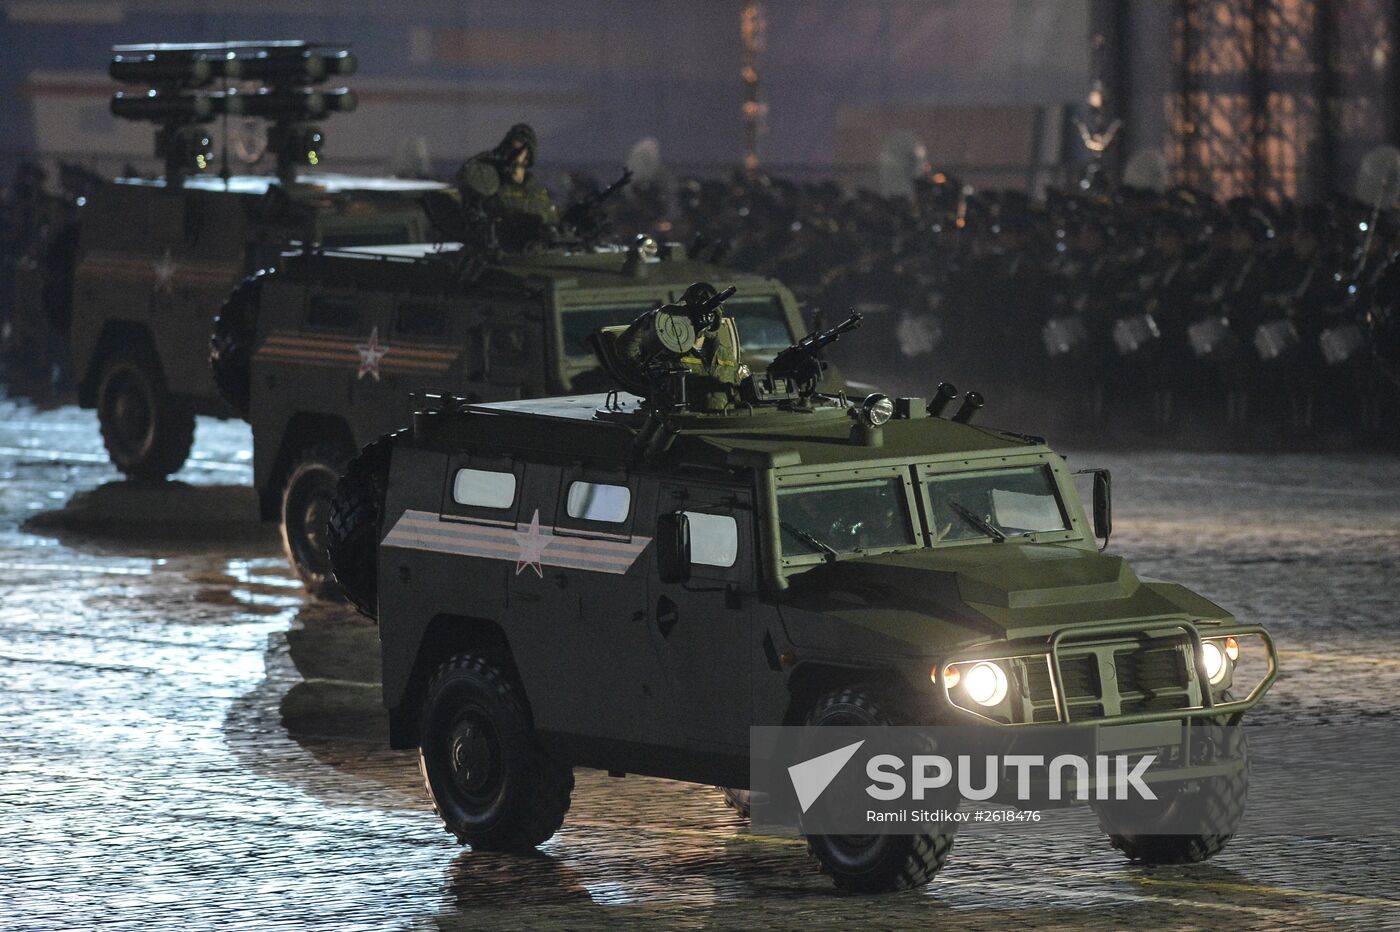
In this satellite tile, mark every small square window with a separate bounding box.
[684,512,738,567]
[566,481,630,524]
[453,468,516,509]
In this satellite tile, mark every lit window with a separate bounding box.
[685,512,738,567]
[567,481,631,523]
[453,468,516,509]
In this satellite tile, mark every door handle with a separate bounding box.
[656,595,679,638]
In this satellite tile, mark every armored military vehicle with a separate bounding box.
[33,41,443,478]
[325,304,1278,892]
[214,242,820,597]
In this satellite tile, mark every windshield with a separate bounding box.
[561,294,795,359]
[778,477,915,558]
[724,296,796,352]
[562,303,661,357]
[925,466,1068,543]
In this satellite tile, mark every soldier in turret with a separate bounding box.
[456,123,558,251]
[617,282,748,412]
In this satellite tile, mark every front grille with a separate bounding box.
[1116,642,1187,693]
[1059,655,1100,699]
[1016,634,1195,722]
[1022,653,1097,703]
[1116,640,1191,714]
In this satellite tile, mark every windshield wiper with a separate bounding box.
[948,502,1007,543]
[781,521,840,562]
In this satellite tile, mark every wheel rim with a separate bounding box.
[285,465,338,578]
[447,709,502,804]
[101,367,155,460]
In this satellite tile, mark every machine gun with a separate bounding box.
[757,310,864,398]
[680,283,735,333]
[561,168,633,245]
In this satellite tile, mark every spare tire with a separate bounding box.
[327,431,402,620]
[210,267,273,419]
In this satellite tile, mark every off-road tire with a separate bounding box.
[1095,733,1249,865]
[209,268,272,419]
[96,348,195,480]
[419,654,574,851]
[326,431,401,620]
[719,787,751,818]
[281,444,355,600]
[803,687,956,893]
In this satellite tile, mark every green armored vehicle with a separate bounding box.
[325,304,1278,892]
[58,41,442,478]
[219,242,814,596]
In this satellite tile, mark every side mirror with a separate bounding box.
[1091,469,1112,547]
[656,511,691,584]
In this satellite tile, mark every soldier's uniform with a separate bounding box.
[617,283,747,412]
[457,124,558,252]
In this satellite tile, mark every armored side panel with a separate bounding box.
[248,250,551,509]
[376,415,766,787]
[71,176,443,416]
[71,182,254,414]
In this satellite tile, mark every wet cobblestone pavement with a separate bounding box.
[2,395,1398,930]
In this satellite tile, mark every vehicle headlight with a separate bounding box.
[1201,640,1228,684]
[962,661,1009,706]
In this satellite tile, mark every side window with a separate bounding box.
[306,293,361,330]
[452,467,516,509]
[395,299,447,339]
[566,481,630,524]
[685,512,738,568]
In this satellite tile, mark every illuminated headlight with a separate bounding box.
[859,393,895,428]
[1201,641,1227,684]
[962,661,1009,706]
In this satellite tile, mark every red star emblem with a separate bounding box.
[512,509,553,577]
[355,326,389,381]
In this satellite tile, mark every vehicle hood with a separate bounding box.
[778,544,1228,655]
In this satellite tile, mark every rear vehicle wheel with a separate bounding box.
[281,445,354,599]
[419,654,574,850]
[326,431,401,620]
[803,687,956,893]
[96,349,195,480]
[1094,732,1248,864]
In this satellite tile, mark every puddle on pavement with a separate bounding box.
[23,480,276,547]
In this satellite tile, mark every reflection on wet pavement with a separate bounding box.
[1,395,1398,930]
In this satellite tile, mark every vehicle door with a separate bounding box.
[521,467,664,743]
[649,482,756,750]
[449,295,543,404]
[378,293,455,432]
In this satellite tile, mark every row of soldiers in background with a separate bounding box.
[5,146,1399,445]
[600,172,1400,445]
